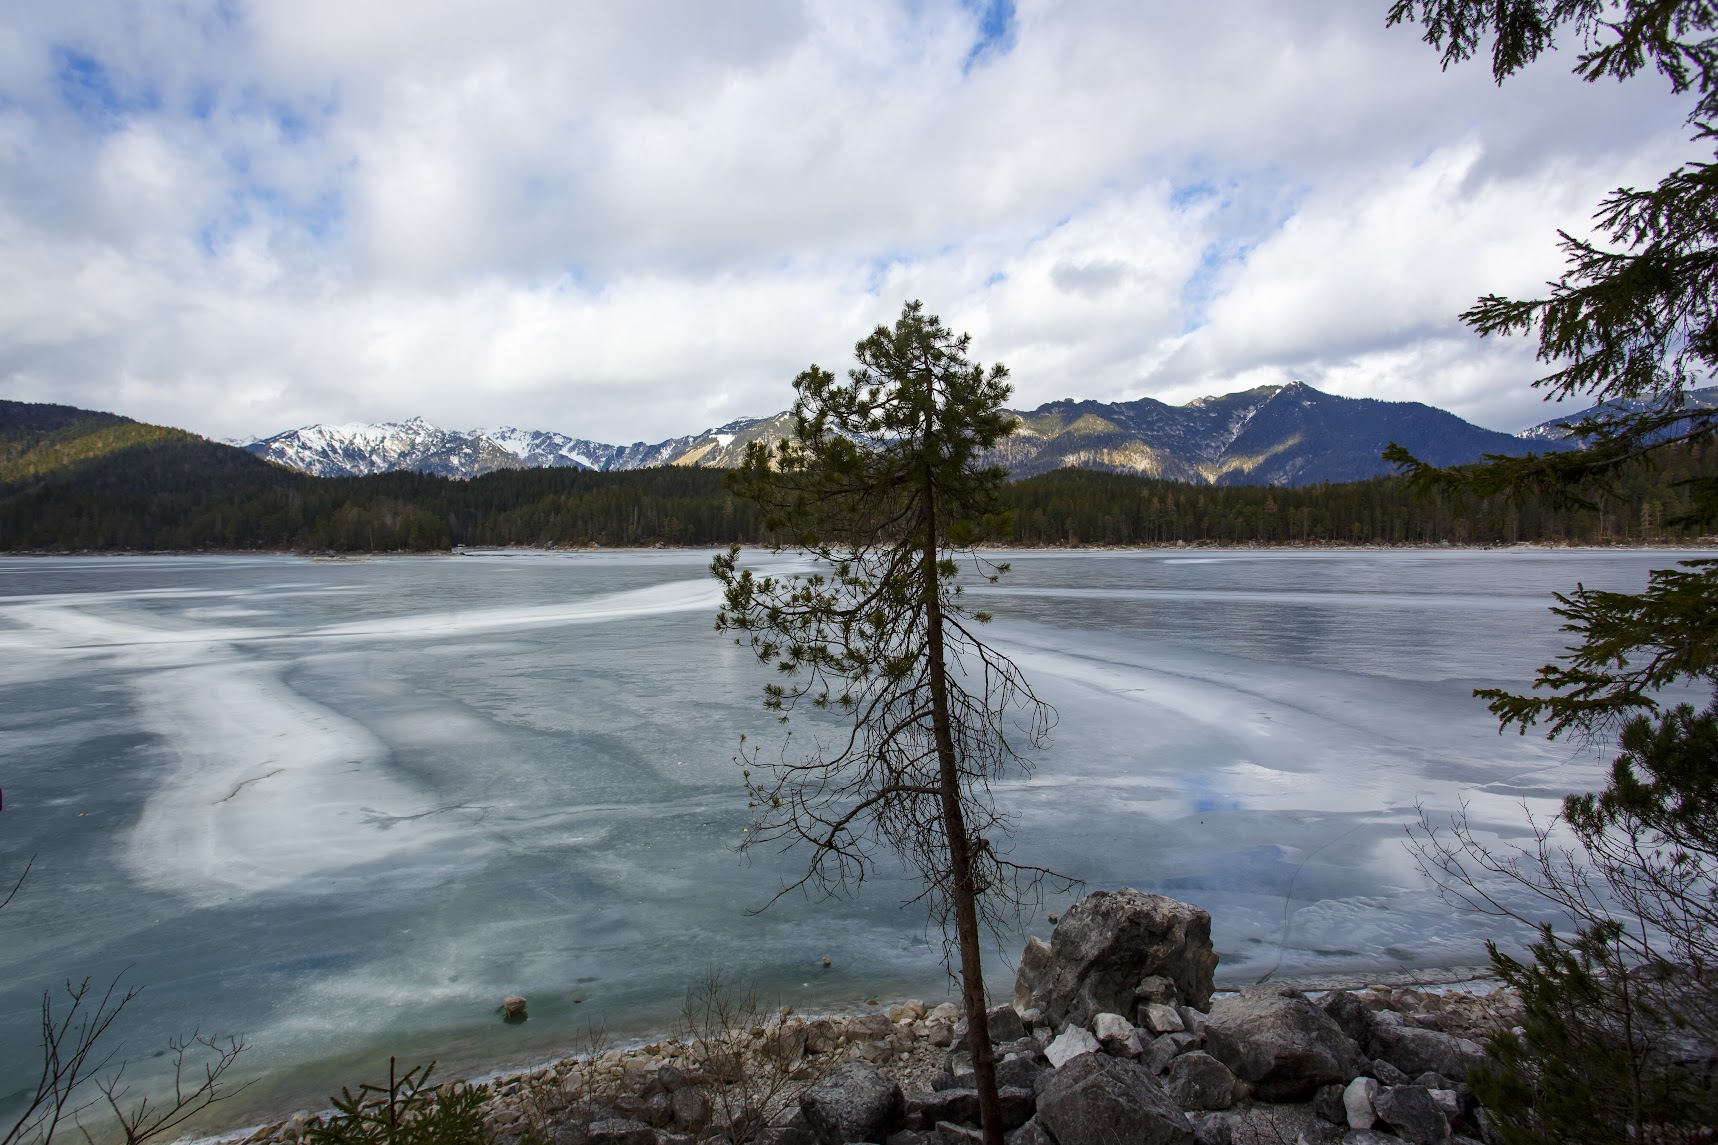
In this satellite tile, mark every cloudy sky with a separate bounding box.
[0,1,1696,445]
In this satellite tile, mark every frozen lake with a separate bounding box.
[0,547,1697,1123]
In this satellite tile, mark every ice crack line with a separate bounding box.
[211,768,285,805]
[360,803,491,828]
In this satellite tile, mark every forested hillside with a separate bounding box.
[2,400,1713,551]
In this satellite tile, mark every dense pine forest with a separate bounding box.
[2,399,1714,551]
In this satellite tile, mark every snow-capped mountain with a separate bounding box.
[1516,385,1718,444]
[243,385,1576,487]
[241,412,797,479]
[244,417,493,478]
[985,381,1544,485]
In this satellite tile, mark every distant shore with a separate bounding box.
[3,537,1715,559]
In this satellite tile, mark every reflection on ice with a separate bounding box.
[307,579,721,641]
[0,549,1690,1119]
[125,661,491,907]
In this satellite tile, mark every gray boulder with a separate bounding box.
[1015,889,1217,1026]
[917,1089,979,1128]
[913,1085,1033,1132]
[1143,1032,1198,1075]
[1005,1119,1054,1145]
[1166,1052,1235,1111]
[988,1005,1028,1044]
[1368,1058,1411,1086]
[1317,991,1374,1046]
[1341,1133,1402,1145]
[1368,1026,1489,1083]
[669,1086,708,1131]
[953,1005,1027,1047]
[1374,1085,1450,1145]
[848,1013,895,1042]
[1035,1052,1194,1144]
[996,1055,1048,1092]
[801,1063,905,1144]
[1313,1083,1347,1124]
[941,1052,1046,1094]
[585,1122,655,1145]
[1203,985,1365,1102]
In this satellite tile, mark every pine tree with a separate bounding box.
[711,301,1064,1145]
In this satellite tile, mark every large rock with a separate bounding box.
[1015,890,1217,1026]
[1316,990,1374,1046]
[1166,1052,1235,1111]
[1367,1026,1489,1083]
[1035,1052,1194,1145]
[1373,1085,1451,1145]
[1203,985,1365,1102]
[918,1089,980,1127]
[800,1063,905,1144]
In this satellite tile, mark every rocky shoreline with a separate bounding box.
[216,891,1526,1145]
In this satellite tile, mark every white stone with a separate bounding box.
[1092,1011,1143,1059]
[1430,1088,1462,1123]
[1344,1076,1380,1130]
[929,1002,961,1023]
[1093,1012,1133,1042]
[1044,1024,1101,1069]
[1143,1003,1186,1034]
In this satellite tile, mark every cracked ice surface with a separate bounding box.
[0,548,1700,1121]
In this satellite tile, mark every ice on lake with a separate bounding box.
[0,547,1695,1121]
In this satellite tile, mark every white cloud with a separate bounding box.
[0,0,1700,441]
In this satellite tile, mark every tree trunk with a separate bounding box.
[921,477,1005,1145]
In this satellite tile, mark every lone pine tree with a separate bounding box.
[711,301,1064,1145]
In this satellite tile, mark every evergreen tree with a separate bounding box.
[711,302,1063,1145]
[1389,4,1718,1138]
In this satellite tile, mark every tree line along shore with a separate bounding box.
[2,432,1714,553]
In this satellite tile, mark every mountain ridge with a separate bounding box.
[241,382,1567,487]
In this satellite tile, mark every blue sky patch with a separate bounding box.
[962,0,1016,71]
[53,47,157,129]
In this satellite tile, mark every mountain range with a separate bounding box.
[241,382,1606,487]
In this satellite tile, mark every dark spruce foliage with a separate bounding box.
[1390,4,1718,1141]
[306,1060,485,1145]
